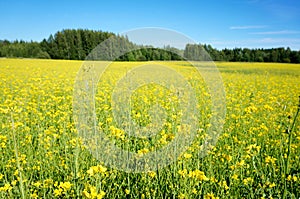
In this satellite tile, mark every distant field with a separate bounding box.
[0,59,299,198]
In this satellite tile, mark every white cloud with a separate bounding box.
[249,30,300,35]
[229,25,266,30]
[208,38,300,50]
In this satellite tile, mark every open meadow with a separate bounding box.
[0,59,299,198]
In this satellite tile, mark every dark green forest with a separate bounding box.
[1,29,300,63]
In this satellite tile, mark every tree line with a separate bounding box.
[0,29,299,63]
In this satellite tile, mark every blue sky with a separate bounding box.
[0,0,299,49]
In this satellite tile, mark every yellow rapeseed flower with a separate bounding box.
[183,153,192,159]
[178,169,188,177]
[265,156,277,165]
[205,192,219,199]
[243,177,254,186]
[231,174,238,181]
[148,171,156,178]
[125,189,130,195]
[188,170,209,181]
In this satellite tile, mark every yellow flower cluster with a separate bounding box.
[265,156,277,165]
[87,165,108,177]
[53,181,72,197]
[83,185,106,199]
[188,170,209,181]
